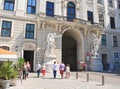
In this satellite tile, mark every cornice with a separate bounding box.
[0,14,37,22]
[104,30,120,34]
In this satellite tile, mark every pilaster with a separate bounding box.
[93,0,99,23]
[40,0,46,14]
[0,0,2,10]
[16,0,26,16]
[81,0,87,21]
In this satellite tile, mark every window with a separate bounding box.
[113,36,118,47]
[67,2,76,21]
[27,0,36,14]
[98,14,104,26]
[118,0,120,9]
[101,34,106,46]
[110,17,115,29]
[87,11,93,24]
[46,1,54,17]
[25,24,35,39]
[108,0,113,7]
[1,21,12,37]
[4,0,15,11]
[97,0,103,4]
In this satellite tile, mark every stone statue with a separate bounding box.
[44,33,56,57]
[91,34,100,57]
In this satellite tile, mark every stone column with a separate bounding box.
[63,2,67,17]
[16,0,25,16]
[76,2,80,19]
[81,0,87,21]
[114,0,120,29]
[93,0,99,23]
[55,0,61,16]
[104,0,109,28]
[40,0,46,14]
[0,0,2,10]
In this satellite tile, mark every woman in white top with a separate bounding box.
[65,64,70,79]
[35,62,41,78]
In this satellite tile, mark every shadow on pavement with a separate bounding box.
[96,84,104,86]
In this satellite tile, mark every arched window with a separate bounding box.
[67,2,76,21]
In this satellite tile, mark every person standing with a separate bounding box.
[35,62,41,78]
[65,64,70,79]
[22,62,27,80]
[59,62,65,79]
[52,61,58,79]
[26,61,31,78]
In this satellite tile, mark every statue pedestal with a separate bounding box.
[90,56,103,71]
[44,56,56,73]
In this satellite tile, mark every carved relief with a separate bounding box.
[45,21,56,30]
[97,7,105,14]
[23,43,36,50]
[65,0,78,3]
[62,0,80,8]
[87,3,93,11]
[108,9,115,16]
[56,23,62,32]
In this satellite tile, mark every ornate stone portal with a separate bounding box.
[40,16,103,72]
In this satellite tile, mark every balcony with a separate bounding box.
[43,15,102,28]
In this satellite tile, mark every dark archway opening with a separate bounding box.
[23,50,34,72]
[62,35,77,71]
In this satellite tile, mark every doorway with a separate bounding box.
[62,35,77,71]
[102,54,108,70]
[24,50,34,72]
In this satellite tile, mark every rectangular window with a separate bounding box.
[102,34,107,46]
[46,1,54,17]
[87,11,93,24]
[27,0,36,14]
[98,14,104,27]
[97,0,103,4]
[118,0,120,9]
[4,0,15,11]
[1,21,12,37]
[110,17,115,29]
[108,0,113,7]
[113,36,118,47]
[25,24,35,39]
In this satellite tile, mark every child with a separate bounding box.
[65,64,70,79]
[41,64,46,78]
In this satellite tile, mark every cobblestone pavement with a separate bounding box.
[1,71,120,89]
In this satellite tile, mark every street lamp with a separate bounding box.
[15,45,18,52]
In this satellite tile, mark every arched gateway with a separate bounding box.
[62,28,84,71]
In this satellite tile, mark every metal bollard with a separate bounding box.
[87,73,89,82]
[102,75,104,85]
[76,72,78,79]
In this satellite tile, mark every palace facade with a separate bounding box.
[0,0,120,71]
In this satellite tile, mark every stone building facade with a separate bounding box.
[0,0,120,71]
